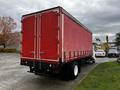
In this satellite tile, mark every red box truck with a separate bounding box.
[21,6,95,79]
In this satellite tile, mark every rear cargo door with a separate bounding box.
[22,16,35,58]
[40,11,59,61]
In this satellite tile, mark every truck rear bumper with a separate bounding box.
[21,58,61,73]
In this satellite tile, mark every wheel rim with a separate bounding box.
[74,65,78,76]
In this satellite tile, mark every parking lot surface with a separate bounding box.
[0,53,114,90]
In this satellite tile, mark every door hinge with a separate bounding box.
[58,40,60,44]
[58,27,60,30]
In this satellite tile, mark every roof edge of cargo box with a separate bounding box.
[60,7,92,34]
[22,6,92,34]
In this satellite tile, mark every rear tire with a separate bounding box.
[69,62,79,79]
[60,61,79,80]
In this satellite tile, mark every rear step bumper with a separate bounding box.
[20,58,61,73]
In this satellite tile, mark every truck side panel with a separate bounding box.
[63,14,92,61]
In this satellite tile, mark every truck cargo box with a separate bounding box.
[21,6,94,79]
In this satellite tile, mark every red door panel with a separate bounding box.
[22,16,35,58]
[40,12,59,60]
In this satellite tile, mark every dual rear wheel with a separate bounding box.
[61,61,80,80]
[70,62,79,79]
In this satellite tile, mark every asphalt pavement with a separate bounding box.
[95,57,117,63]
[0,53,116,90]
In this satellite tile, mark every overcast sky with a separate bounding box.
[0,0,120,41]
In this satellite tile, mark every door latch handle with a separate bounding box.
[31,51,35,54]
[39,52,46,54]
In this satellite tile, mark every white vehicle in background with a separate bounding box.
[95,50,106,57]
[108,48,119,57]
